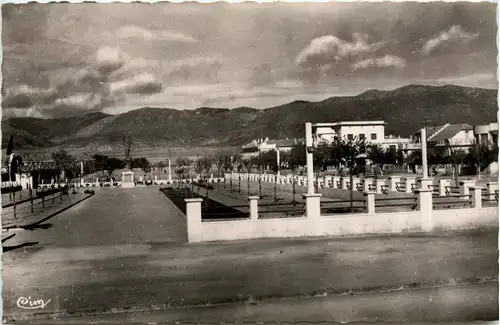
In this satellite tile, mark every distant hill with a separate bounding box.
[2,85,497,151]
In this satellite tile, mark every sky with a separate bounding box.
[1,2,497,119]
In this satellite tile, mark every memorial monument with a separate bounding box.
[121,135,135,188]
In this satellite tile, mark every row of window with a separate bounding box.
[345,133,378,141]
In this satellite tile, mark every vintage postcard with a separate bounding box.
[1,1,498,324]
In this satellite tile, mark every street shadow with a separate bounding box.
[20,223,54,231]
[2,241,40,252]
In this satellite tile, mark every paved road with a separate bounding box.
[2,187,498,321]
[25,283,499,324]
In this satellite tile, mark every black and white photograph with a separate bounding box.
[1,1,498,323]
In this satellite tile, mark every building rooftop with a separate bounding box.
[428,123,473,142]
[314,121,386,127]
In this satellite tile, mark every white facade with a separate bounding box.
[474,122,498,145]
[241,138,300,159]
[444,130,475,146]
[314,121,386,144]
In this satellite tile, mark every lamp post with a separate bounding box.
[230,156,233,193]
[305,122,315,195]
[276,149,281,176]
[421,128,429,178]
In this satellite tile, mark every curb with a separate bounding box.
[1,232,16,243]
[3,193,95,230]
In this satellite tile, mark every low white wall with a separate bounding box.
[433,207,498,230]
[197,207,498,243]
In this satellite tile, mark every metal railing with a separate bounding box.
[374,196,418,210]
[432,194,472,209]
[320,199,366,214]
[444,186,461,197]
[258,202,306,218]
[395,182,406,192]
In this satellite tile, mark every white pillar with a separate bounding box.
[363,178,373,192]
[168,158,173,182]
[375,179,385,194]
[387,176,400,192]
[405,177,416,194]
[487,182,498,199]
[460,180,476,198]
[305,122,314,195]
[248,196,259,220]
[341,177,349,190]
[419,178,434,191]
[470,186,483,209]
[417,188,434,232]
[185,198,203,243]
[303,193,322,218]
[439,179,451,196]
[421,128,429,178]
[276,150,281,176]
[364,191,376,214]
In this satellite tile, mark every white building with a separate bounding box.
[474,122,498,146]
[313,121,412,150]
[241,138,302,159]
[412,123,475,149]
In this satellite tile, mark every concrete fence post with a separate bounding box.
[363,178,373,192]
[375,179,385,194]
[439,179,451,196]
[333,176,340,188]
[364,191,376,214]
[248,196,259,220]
[303,193,322,218]
[405,177,416,194]
[416,188,434,232]
[185,198,203,243]
[487,182,498,199]
[470,186,483,209]
[341,177,349,190]
[387,176,399,192]
[460,180,476,198]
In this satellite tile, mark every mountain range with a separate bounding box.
[2,84,497,152]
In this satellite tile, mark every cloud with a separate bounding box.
[422,25,479,54]
[295,33,384,68]
[116,25,198,43]
[351,55,407,70]
[2,85,58,109]
[96,46,126,74]
[109,73,163,96]
[166,56,224,83]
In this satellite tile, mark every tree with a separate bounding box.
[175,157,192,191]
[106,158,126,179]
[330,138,367,212]
[51,150,76,184]
[448,148,467,186]
[405,151,422,174]
[194,159,204,179]
[367,144,397,178]
[242,158,254,194]
[131,157,151,181]
[93,154,108,176]
[288,143,306,171]
[464,142,497,180]
[312,143,332,190]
